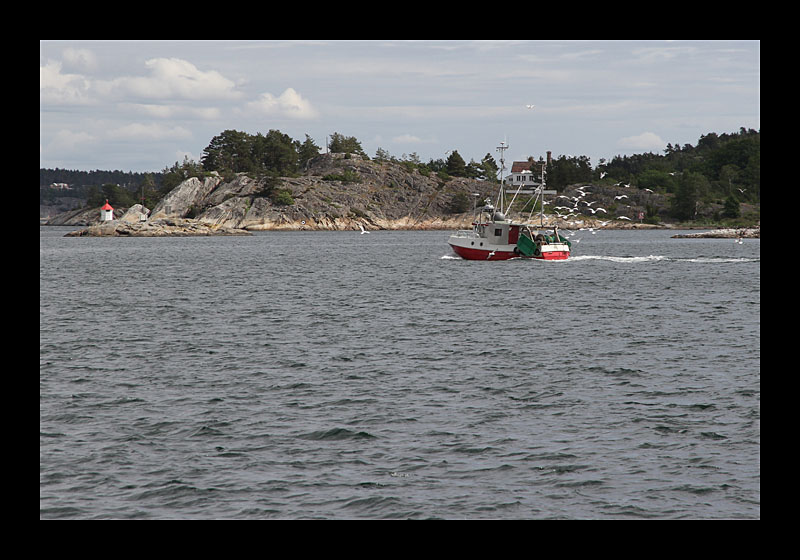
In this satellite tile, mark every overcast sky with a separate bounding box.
[40,40,760,174]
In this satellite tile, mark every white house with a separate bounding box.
[505,160,545,188]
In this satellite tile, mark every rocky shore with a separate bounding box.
[670,227,760,239]
[47,152,760,237]
[64,217,250,237]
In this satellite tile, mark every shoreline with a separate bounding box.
[50,219,760,238]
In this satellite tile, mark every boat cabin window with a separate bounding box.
[494,228,502,237]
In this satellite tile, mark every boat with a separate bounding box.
[447,141,571,261]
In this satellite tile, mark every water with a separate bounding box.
[40,226,760,519]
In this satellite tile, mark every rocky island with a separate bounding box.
[48,152,759,237]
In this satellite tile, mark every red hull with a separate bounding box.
[449,243,569,261]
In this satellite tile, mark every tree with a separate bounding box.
[480,153,499,182]
[722,195,741,218]
[671,171,709,221]
[546,155,592,191]
[329,132,367,157]
[445,150,467,177]
[296,134,321,169]
[201,129,253,173]
[252,130,297,176]
[374,147,391,162]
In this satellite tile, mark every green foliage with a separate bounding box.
[445,150,467,177]
[722,195,741,218]
[671,172,710,221]
[200,129,321,177]
[605,128,759,203]
[480,153,499,182]
[297,134,321,167]
[252,173,281,199]
[40,168,167,209]
[86,183,137,208]
[270,189,295,206]
[637,169,676,193]
[447,191,471,214]
[328,132,367,157]
[323,169,361,183]
[546,155,592,191]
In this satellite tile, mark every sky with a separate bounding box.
[40,40,760,174]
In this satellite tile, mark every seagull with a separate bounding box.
[526,104,535,109]
[600,171,607,179]
[617,216,631,220]
[737,188,747,193]
[643,188,654,193]
[614,195,628,200]
[359,223,370,234]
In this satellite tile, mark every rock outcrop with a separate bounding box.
[671,226,760,239]
[64,217,250,237]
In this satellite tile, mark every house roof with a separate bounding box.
[511,160,545,173]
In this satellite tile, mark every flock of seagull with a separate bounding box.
[549,183,643,226]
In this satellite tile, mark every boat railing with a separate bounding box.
[451,229,480,239]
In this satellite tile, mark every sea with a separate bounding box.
[40,226,760,519]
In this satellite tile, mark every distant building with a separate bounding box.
[100,200,114,221]
[506,160,545,188]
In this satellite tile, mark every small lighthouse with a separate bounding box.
[100,200,114,222]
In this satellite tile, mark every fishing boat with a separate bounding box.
[447,141,571,261]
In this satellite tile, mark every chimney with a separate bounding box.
[546,151,552,166]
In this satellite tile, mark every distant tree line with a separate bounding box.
[40,168,164,209]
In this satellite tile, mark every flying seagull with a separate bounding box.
[526,104,535,109]
[614,195,628,200]
[359,224,370,234]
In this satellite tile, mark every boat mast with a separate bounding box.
[496,141,508,214]
[540,161,546,227]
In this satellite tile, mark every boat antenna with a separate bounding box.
[496,140,508,213]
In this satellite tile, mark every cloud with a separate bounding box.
[392,134,436,144]
[112,122,192,140]
[102,57,241,101]
[62,48,97,73]
[617,131,666,151]
[40,61,91,105]
[124,103,221,120]
[242,87,318,119]
[45,129,96,154]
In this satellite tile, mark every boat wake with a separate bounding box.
[568,255,758,264]
[570,255,666,263]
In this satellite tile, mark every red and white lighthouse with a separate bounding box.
[100,200,114,222]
